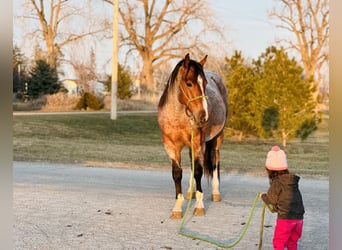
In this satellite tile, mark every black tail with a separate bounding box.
[203,135,222,182]
[203,139,214,181]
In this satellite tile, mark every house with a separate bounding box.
[88,80,107,96]
[61,79,79,95]
[61,79,107,96]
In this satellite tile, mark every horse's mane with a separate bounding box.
[158,58,206,108]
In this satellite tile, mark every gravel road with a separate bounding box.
[13,161,328,249]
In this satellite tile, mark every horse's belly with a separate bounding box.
[205,123,225,141]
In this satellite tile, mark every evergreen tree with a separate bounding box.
[105,64,132,100]
[224,51,257,140]
[252,46,319,146]
[27,60,60,99]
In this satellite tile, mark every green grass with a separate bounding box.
[13,112,329,176]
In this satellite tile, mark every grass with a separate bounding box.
[13,112,329,177]
[13,95,159,112]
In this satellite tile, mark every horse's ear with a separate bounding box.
[200,55,208,66]
[184,53,190,68]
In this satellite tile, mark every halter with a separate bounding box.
[179,82,208,108]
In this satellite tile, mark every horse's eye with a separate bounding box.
[186,81,192,87]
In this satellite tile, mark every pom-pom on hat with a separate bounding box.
[265,146,288,171]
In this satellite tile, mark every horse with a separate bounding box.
[158,53,228,219]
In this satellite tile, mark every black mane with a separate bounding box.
[158,58,205,108]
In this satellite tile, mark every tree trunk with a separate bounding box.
[282,129,287,147]
[142,56,156,102]
[302,63,320,102]
[238,131,243,141]
[46,38,56,68]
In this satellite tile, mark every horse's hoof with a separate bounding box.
[212,194,221,202]
[170,211,182,219]
[193,207,205,216]
[186,191,196,200]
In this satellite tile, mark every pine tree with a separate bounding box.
[105,64,132,100]
[27,60,60,99]
[224,51,257,140]
[252,46,319,146]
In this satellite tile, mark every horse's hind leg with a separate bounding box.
[212,161,221,201]
[212,132,224,202]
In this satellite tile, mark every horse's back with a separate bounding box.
[204,71,228,141]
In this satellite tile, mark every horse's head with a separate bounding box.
[178,53,209,127]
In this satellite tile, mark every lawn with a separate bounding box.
[13,112,329,176]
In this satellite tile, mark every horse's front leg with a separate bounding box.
[186,174,196,200]
[186,148,196,200]
[212,132,224,202]
[188,134,205,216]
[170,159,184,219]
[193,158,205,216]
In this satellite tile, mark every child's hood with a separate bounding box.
[277,173,300,187]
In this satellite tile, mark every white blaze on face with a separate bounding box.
[198,75,209,121]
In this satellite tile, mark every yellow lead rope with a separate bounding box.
[178,126,271,249]
[179,83,208,107]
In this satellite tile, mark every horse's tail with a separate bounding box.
[203,139,215,181]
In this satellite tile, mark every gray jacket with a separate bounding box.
[261,173,305,219]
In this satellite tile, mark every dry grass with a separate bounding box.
[13,94,157,112]
[13,112,329,177]
[41,93,79,111]
[12,97,47,111]
[103,95,158,111]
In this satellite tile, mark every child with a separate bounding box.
[260,146,305,250]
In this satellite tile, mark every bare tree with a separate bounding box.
[269,0,329,101]
[20,0,111,69]
[69,46,98,93]
[104,0,225,100]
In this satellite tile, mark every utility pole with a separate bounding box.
[110,0,119,120]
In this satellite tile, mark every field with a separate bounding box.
[13,111,329,177]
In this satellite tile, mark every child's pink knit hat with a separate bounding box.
[265,146,288,171]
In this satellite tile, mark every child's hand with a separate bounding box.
[259,193,266,200]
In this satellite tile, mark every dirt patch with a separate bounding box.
[83,161,169,171]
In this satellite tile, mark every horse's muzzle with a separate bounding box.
[194,112,208,127]
[185,107,208,127]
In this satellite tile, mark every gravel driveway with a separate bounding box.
[13,161,328,249]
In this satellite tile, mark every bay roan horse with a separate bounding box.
[158,53,228,219]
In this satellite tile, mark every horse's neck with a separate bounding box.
[168,88,184,112]
[163,85,187,120]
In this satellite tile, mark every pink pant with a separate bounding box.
[273,219,303,250]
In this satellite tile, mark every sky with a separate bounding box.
[211,0,286,59]
[13,0,293,79]
[99,0,291,76]
[216,0,303,64]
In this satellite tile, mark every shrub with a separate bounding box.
[42,93,79,111]
[76,92,103,110]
